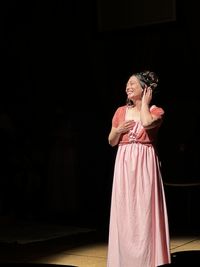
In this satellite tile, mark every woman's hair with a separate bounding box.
[126,70,159,107]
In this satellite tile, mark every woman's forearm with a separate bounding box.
[140,104,154,127]
[108,128,121,147]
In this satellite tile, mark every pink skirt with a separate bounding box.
[107,143,171,267]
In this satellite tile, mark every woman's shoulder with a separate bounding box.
[112,105,126,119]
[150,105,165,116]
[115,105,126,112]
[113,105,126,115]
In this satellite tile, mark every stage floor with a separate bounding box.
[0,220,200,266]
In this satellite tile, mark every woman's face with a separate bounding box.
[126,75,143,101]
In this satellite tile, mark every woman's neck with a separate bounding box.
[132,100,142,111]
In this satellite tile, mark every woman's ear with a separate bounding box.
[141,86,145,96]
[142,84,148,91]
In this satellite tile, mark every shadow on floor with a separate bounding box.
[0,219,105,266]
[170,250,200,266]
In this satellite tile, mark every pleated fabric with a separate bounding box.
[107,120,171,267]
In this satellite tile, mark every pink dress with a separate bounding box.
[107,105,171,267]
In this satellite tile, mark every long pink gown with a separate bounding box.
[107,105,171,267]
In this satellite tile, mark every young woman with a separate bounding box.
[107,71,171,267]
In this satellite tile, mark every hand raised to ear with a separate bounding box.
[142,87,152,106]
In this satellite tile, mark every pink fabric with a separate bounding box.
[112,105,164,144]
[107,106,171,267]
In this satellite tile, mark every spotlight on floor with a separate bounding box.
[0,264,77,267]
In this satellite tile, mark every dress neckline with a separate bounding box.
[125,106,140,123]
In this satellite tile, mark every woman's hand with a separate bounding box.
[142,87,152,106]
[116,120,134,134]
[108,120,134,146]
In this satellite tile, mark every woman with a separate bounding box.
[107,71,171,267]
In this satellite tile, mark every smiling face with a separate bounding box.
[126,75,144,101]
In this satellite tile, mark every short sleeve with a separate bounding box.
[112,106,125,128]
[150,105,164,118]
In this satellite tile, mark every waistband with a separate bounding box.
[119,140,153,147]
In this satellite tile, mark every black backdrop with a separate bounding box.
[0,0,200,231]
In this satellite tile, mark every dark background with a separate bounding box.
[0,0,200,234]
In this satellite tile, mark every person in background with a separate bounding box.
[107,70,171,267]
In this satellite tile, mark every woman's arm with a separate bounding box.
[140,88,163,129]
[108,127,121,147]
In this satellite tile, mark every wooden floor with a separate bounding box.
[0,220,200,267]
